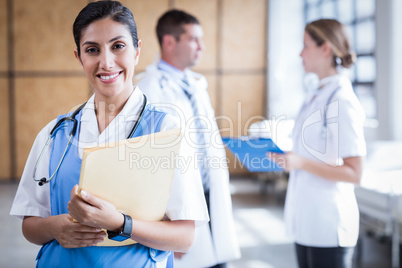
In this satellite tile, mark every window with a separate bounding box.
[304,0,377,118]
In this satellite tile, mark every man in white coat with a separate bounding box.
[136,9,241,268]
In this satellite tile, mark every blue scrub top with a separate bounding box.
[36,105,172,268]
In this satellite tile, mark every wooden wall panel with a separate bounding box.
[220,74,265,136]
[15,77,89,177]
[0,0,7,71]
[225,148,247,174]
[175,0,218,71]
[220,73,265,174]
[221,0,266,70]
[122,0,169,72]
[0,79,10,179]
[13,0,84,72]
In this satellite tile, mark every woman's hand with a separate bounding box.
[68,186,197,252]
[268,152,364,184]
[68,185,124,232]
[49,214,106,248]
[267,152,305,172]
[22,215,106,248]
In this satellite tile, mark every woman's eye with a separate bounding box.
[113,43,125,50]
[86,47,99,53]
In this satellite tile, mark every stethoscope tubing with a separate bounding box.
[33,94,147,186]
[292,85,341,140]
[322,86,341,129]
[127,95,147,138]
[33,104,84,185]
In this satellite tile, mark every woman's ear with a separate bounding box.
[74,49,83,65]
[134,40,142,66]
[321,41,333,57]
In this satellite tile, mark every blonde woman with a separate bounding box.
[269,19,366,268]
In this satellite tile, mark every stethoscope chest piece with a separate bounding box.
[33,103,86,186]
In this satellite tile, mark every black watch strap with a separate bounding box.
[107,213,132,242]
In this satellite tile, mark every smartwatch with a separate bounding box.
[107,213,133,242]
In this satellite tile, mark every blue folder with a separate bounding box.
[222,137,284,172]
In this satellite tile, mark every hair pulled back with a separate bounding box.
[305,19,355,68]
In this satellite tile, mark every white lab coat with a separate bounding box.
[136,63,241,267]
[285,74,366,247]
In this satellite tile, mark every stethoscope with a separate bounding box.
[320,86,340,138]
[33,94,148,186]
[294,85,341,140]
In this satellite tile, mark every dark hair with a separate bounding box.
[73,0,139,58]
[156,9,199,47]
[305,19,355,68]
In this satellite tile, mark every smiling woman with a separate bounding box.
[74,18,140,132]
[9,1,209,267]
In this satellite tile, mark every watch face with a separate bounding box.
[109,234,130,242]
[107,214,132,242]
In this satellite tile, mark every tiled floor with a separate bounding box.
[0,182,40,268]
[227,176,296,268]
[228,176,397,268]
[0,177,397,268]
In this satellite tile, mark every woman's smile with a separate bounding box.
[97,71,123,83]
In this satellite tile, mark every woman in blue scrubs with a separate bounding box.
[10,1,209,267]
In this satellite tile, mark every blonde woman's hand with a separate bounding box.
[267,152,305,172]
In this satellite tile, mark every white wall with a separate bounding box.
[376,0,402,141]
[391,0,402,140]
[267,0,305,120]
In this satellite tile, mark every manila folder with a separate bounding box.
[78,128,182,247]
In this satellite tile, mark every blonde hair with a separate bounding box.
[305,19,356,68]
